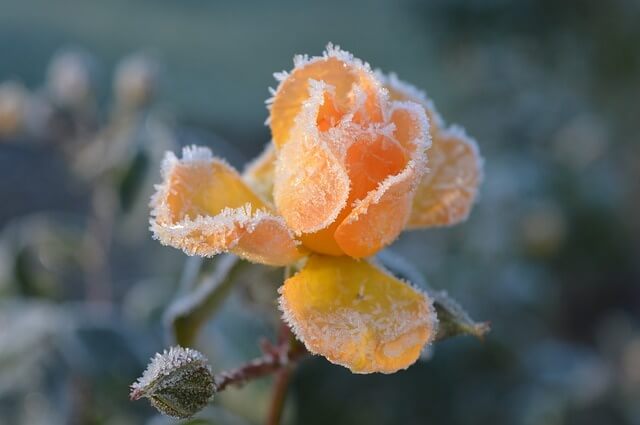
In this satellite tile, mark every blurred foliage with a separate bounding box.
[1,0,639,424]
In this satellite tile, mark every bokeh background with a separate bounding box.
[1,0,639,424]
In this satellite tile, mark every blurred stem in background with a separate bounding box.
[82,177,116,305]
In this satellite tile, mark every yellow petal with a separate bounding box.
[268,44,383,148]
[334,102,430,258]
[280,255,436,374]
[243,143,277,204]
[406,126,483,229]
[151,146,303,266]
[273,82,350,234]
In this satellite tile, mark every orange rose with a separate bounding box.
[150,44,483,373]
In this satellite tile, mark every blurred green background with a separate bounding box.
[1,0,639,424]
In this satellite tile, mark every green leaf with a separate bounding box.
[377,250,490,342]
[164,255,246,347]
[431,290,490,342]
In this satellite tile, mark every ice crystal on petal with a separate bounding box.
[273,81,351,234]
[151,203,302,266]
[333,102,430,257]
[373,72,484,229]
[375,70,445,135]
[335,159,419,257]
[268,43,383,148]
[150,147,303,266]
[406,125,484,228]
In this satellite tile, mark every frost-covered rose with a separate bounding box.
[150,45,482,373]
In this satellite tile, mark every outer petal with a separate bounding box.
[406,126,483,229]
[334,102,430,258]
[279,255,437,374]
[273,82,350,234]
[150,146,303,266]
[376,72,484,229]
[268,43,384,148]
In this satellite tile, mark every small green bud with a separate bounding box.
[130,346,215,419]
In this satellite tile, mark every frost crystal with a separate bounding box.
[130,346,214,419]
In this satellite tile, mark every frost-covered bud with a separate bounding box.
[114,54,158,109]
[0,81,27,137]
[47,49,94,108]
[130,346,215,419]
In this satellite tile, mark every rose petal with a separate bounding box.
[151,146,303,266]
[376,72,484,229]
[279,255,437,374]
[273,82,350,234]
[376,70,444,137]
[406,126,483,229]
[334,165,416,258]
[334,102,430,258]
[268,43,383,148]
[345,130,409,202]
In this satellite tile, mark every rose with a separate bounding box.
[150,44,482,373]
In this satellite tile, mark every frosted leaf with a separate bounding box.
[150,146,303,266]
[279,256,437,374]
[377,250,490,343]
[130,346,214,419]
[0,301,70,394]
[432,290,491,342]
[164,255,243,347]
[406,125,484,228]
